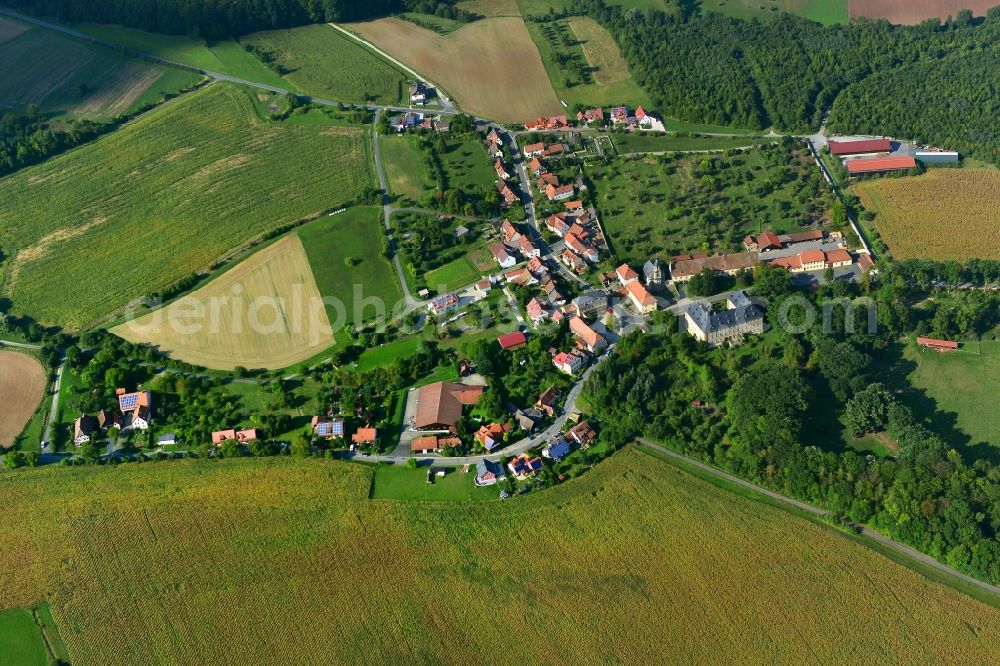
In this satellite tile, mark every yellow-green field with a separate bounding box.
[855,169,1000,260]
[348,17,562,122]
[2,449,1000,663]
[112,234,334,371]
[0,17,200,119]
[0,82,373,329]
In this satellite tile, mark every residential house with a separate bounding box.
[495,160,511,181]
[409,81,432,105]
[569,316,607,353]
[526,256,547,277]
[498,331,528,350]
[536,386,561,416]
[428,293,460,316]
[616,263,639,286]
[311,415,345,439]
[475,459,506,486]
[475,279,493,295]
[414,381,484,431]
[560,248,587,274]
[541,278,565,305]
[576,107,604,124]
[524,114,569,130]
[73,415,99,446]
[542,438,572,460]
[116,388,152,431]
[826,248,853,268]
[683,291,764,347]
[475,422,510,451]
[528,157,545,176]
[536,172,559,189]
[564,200,584,212]
[508,454,544,479]
[545,213,570,237]
[553,351,586,375]
[546,183,575,202]
[211,429,258,446]
[501,219,522,244]
[523,142,546,157]
[97,408,120,431]
[505,267,538,287]
[567,420,597,447]
[626,279,658,314]
[490,242,517,268]
[518,235,541,258]
[610,106,630,124]
[485,128,503,155]
[573,291,607,318]
[635,106,655,127]
[410,436,442,454]
[496,180,519,206]
[743,230,782,252]
[526,298,549,325]
[351,427,377,446]
[565,233,598,262]
[542,143,567,158]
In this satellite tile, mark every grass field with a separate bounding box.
[848,0,997,23]
[424,246,493,292]
[611,133,777,154]
[298,207,403,328]
[0,351,46,448]
[439,137,497,189]
[370,463,496,500]
[112,235,334,371]
[348,17,562,122]
[2,450,1000,662]
[77,23,287,87]
[0,83,374,329]
[703,0,848,23]
[589,143,834,261]
[0,607,48,666]
[0,18,200,119]
[380,135,434,201]
[457,0,521,15]
[854,169,1000,261]
[241,24,406,105]
[893,339,1000,459]
[526,16,652,109]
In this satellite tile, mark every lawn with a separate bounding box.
[0,83,374,329]
[348,17,562,122]
[854,169,1000,261]
[525,16,653,109]
[0,607,49,666]
[1,451,1000,663]
[380,135,434,202]
[0,18,200,119]
[702,0,848,23]
[439,137,497,189]
[370,462,496,500]
[298,207,403,328]
[353,337,422,373]
[424,247,492,292]
[588,142,836,262]
[611,132,778,154]
[77,22,287,86]
[241,24,406,105]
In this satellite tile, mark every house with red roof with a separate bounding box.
[211,428,257,446]
[546,183,575,201]
[523,142,546,157]
[528,157,545,176]
[569,316,607,353]
[490,242,517,268]
[626,280,657,314]
[616,263,639,285]
[560,248,587,274]
[567,421,597,447]
[917,337,959,352]
[501,219,521,244]
[577,107,604,124]
[497,180,519,206]
[505,267,538,286]
[526,256,547,277]
[351,427,377,446]
[565,233,599,262]
[846,156,916,175]
[475,422,511,451]
[518,235,541,258]
[553,351,585,375]
[536,386,561,416]
[829,138,892,156]
[495,159,511,180]
[508,454,544,480]
[545,213,570,237]
[526,298,549,325]
[826,248,853,268]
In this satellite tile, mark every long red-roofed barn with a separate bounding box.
[414,381,484,431]
[847,156,917,175]
[829,138,892,156]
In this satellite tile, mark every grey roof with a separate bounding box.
[157,432,177,442]
[686,292,763,335]
[574,290,607,309]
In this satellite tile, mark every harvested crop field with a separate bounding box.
[0,351,46,447]
[855,169,1000,260]
[849,0,998,23]
[347,17,562,122]
[0,19,198,119]
[0,82,373,329]
[112,235,334,371]
[568,17,630,86]
[3,449,1000,664]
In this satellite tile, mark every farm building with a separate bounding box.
[414,381,484,431]
[670,252,759,283]
[847,156,917,175]
[829,138,892,156]
[915,151,960,166]
[917,337,959,352]
[498,332,528,350]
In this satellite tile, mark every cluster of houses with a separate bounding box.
[546,207,606,273]
[608,262,660,314]
[526,105,663,131]
[73,388,152,446]
[389,111,450,133]
[484,129,522,208]
[524,114,571,130]
[474,416,599,487]
[524,141,577,202]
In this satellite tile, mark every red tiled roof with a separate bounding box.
[846,156,916,174]
[498,332,527,349]
[414,382,483,429]
[829,139,892,156]
[626,279,656,307]
[917,337,958,349]
[800,249,826,265]
[826,248,853,264]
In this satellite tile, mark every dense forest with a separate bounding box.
[4,0,464,38]
[575,1,1000,160]
[0,111,105,176]
[582,262,1000,584]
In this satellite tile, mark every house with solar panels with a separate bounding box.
[116,388,152,431]
[311,416,345,440]
[542,437,572,461]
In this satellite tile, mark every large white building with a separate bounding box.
[683,291,764,347]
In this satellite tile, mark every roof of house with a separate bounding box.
[411,436,440,451]
[314,419,344,437]
[546,438,572,460]
[509,454,543,475]
[498,331,528,349]
[829,138,892,155]
[800,248,827,264]
[568,420,597,444]
[117,389,151,414]
[351,427,377,443]
[626,279,656,307]
[490,242,513,262]
[616,263,638,281]
[784,229,824,243]
[569,316,603,348]
[524,142,544,153]
[826,248,853,264]
[553,352,580,367]
[476,459,505,480]
[526,298,548,319]
[671,252,759,279]
[528,157,544,172]
[211,428,257,444]
[414,381,484,429]
[917,337,959,349]
[537,385,560,406]
[758,230,782,250]
[846,156,916,174]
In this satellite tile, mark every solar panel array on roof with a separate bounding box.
[548,440,571,461]
[120,394,138,409]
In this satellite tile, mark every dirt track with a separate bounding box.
[0,350,46,447]
[850,0,997,23]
